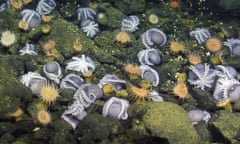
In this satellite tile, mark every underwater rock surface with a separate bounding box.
[1,0,240,143]
[212,110,240,143]
[133,102,201,144]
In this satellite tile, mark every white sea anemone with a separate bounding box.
[0,30,16,47]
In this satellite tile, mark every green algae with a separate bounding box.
[190,88,218,111]
[98,3,126,29]
[114,0,146,14]
[0,0,240,143]
[218,0,240,11]
[130,102,201,144]
[75,113,123,143]
[0,58,32,119]
[212,110,240,143]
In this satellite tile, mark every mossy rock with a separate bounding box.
[49,16,87,58]
[0,67,32,119]
[141,102,201,144]
[75,113,122,143]
[190,88,218,111]
[114,0,146,14]
[212,110,240,143]
[0,55,37,76]
[0,66,32,103]
[98,3,126,29]
[50,14,118,64]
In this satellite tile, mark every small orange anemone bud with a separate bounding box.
[169,0,180,9]
[173,82,189,99]
[116,31,131,44]
[124,64,142,76]
[41,15,53,23]
[41,24,51,34]
[73,38,83,52]
[188,54,202,65]
[18,20,29,30]
[9,108,23,118]
[10,0,23,10]
[43,40,56,51]
[37,110,51,125]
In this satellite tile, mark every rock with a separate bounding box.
[98,3,126,28]
[132,102,201,144]
[0,122,16,135]
[75,113,123,143]
[212,110,240,143]
[190,88,218,111]
[0,66,32,119]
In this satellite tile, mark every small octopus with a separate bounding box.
[215,65,238,80]
[137,48,161,65]
[20,9,41,30]
[66,55,96,76]
[98,74,126,91]
[77,7,96,21]
[60,73,84,91]
[102,97,130,120]
[139,65,160,87]
[147,90,164,102]
[188,63,217,91]
[19,43,37,56]
[80,19,99,38]
[36,0,56,15]
[141,28,167,49]
[189,28,211,44]
[73,84,103,108]
[18,71,47,95]
[0,0,9,12]
[188,109,211,125]
[61,100,88,129]
[213,77,240,102]
[121,15,140,32]
[43,61,62,84]
[223,38,240,56]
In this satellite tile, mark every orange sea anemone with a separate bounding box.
[217,98,232,111]
[169,41,185,53]
[39,83,60,104]
[205,37,222,53]
[37,110,51,125]
[41,15,54,23]
[82,70,94,83]
[124,64,142,79]
[73,38,83,52]
[43,40,56,52]
[116,31,131,46]
[126,83,150,101]
[9,108,23,120]
[124,64,142,75]
[187,53,202,65]
[10,0,23,10]
[173,82,188,99]
[169,0,180,10]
